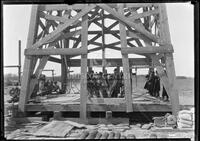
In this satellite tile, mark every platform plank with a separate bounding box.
[50,118,129,125]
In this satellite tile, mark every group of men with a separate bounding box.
[144,70,169,101]
[87,68,125,98]
[31,74,61,98]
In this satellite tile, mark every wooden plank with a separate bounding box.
[158,4,179,116]
[98,4,159,43]
[121,45,173,54]
[32,5,96,49]
[80,14,88,120]
[118,4,133,113]
[25,103,175,112]
[25,48,87,55]
[19,5,40,112]
[50,117,129,125]
[87,98,125,104]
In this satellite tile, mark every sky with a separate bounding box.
[3,3,194,77]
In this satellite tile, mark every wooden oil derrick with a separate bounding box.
[19,3,180,120]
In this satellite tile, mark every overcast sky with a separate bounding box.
[3,3,194,77]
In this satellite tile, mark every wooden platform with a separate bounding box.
[23,92,193,112]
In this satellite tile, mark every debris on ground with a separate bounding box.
[4,107,195,140]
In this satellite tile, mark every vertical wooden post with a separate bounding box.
[19,5,39,112]
[135,68,137,88]
[118,4,133,113]
[101,10,106,73]
[18,40,21,85]
[80,14,88,120]
[63,10,71,93]
[130,68,132,93]
[158,4,179,115]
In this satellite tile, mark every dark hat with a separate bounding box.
[39,74,46,80]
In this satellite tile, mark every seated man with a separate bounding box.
[52,81,61,94]
[45,79,54,95]
[30,74,46,98]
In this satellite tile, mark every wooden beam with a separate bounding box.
[28,56,49,100]
[32,5,96,49]
[101,9,106,73]
[39,12,67,23]
[121,45,173,54]
[88,34,101,45]
[38,4,85,11]
[72,36,81,48]
[61,11,70,92]
[111,32,137,47]
[107,21,119,30]
[128,9,159,21]
[98,4,159,43]
[45,29,81,45]
[125,3,158,8]
[118,4,133,113]
[158,4,179,115]
[88,47,102,53]
[80,14,88,120]
[25,48,87,56]
[38,20,49,35]
[25,102,177,112]
[89,41,102,47]
[19,5,39,112]
[47,56,61,63]
[66,58,150,67]
[106,45,121,51]
[105,37,135,47]
[62,30,81,39]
